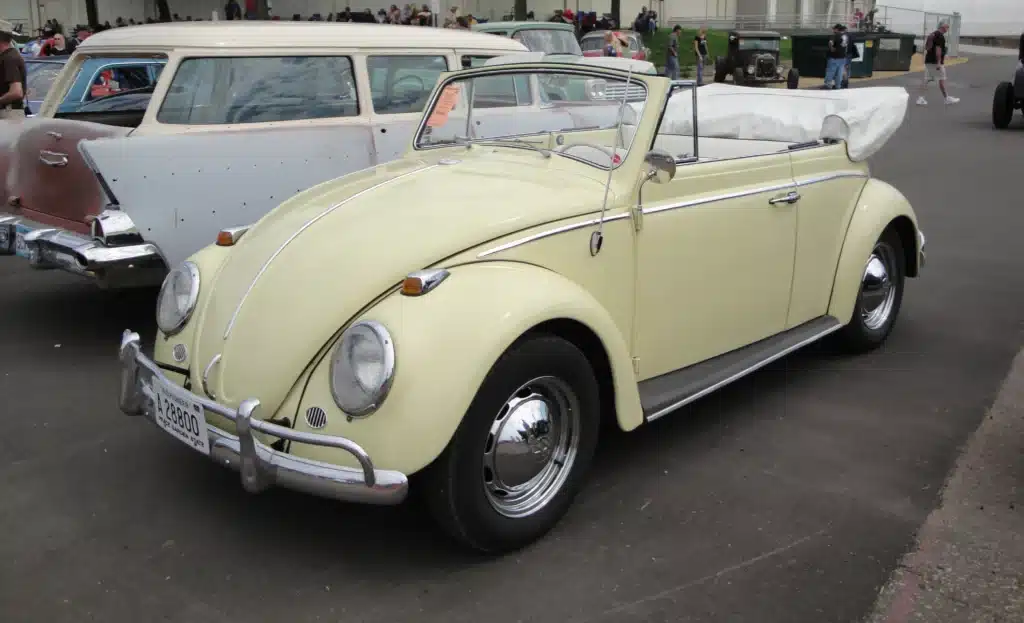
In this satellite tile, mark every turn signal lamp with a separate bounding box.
[216,225,250,247]
[401,268,450,297]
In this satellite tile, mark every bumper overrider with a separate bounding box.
[118,331,409,505]
[0,210,166,288]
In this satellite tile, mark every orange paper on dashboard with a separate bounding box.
[426,83,462,127]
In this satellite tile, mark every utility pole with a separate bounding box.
[514,0,527,20]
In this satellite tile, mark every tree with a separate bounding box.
[85,0,98,27]
[156,0,171,22]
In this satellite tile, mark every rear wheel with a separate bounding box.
[787,68,800,90]
[836,228,906,353]
[732,67,745,86]
[421,335,601,554]
[993,81,1015,129]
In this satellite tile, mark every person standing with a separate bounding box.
[825,23,848,89]
[917,21,959,106]
[665,24,681,80]
[693,26,708,86]
[0,21,26,120]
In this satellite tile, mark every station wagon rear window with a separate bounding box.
[157,56,358,125]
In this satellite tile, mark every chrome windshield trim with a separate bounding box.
[223,164,438,340]
[477,213,630,258]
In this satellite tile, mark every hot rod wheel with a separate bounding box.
[993,81,1015,129]
[420,335,601,554]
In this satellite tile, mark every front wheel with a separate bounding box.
[733,67,746,86]
[787,67,800,90]
[993,81,1015,129]
[836,228,906,353]
[421,335,601,554]
[714,57,727,82]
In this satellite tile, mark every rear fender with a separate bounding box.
[9,117,130,233]
[1014,64,1024,98]
[79,124,380,269]
[828,178,921,325]
[289,261,643,475]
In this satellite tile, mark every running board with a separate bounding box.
[640,316,843,422]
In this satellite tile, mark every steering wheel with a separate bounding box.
[390,74,426,103]
[556,142,623,165]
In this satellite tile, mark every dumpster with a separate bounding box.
[790,32,832,79]
[873,32,916,71]
[846,32,879,79]
[791,31,879,80]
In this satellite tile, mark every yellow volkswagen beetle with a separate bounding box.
[118,58,924,553]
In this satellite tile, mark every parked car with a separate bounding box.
[0,22,527,289]
[992,58,1024,129]
[472,21,582,55]
[118,60,924,553]
[714,30,799,89]
[579,29,649,60]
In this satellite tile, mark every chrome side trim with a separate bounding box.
[201,354,222,400]
[794,170,868,187]
[224,165,438,339]
[646,320,843,422]
[477,213,630,258]
[642,170,868,217]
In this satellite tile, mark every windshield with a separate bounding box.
[415,68,647,170]
[25,61,63,102]
[738,38,780,51]
[512,29,583,55]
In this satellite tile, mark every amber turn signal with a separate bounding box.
[216,225,250,247]
[400,268,450,297]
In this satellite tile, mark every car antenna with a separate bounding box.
[591,65,634,258]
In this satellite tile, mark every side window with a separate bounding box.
[461,55,494,69]
[87,65,154,101]
[457,57,533,108]
[157,56,358,125]
[367,55,448,115]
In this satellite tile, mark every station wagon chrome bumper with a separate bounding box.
[0,211,166,289]
[118,331,408,505]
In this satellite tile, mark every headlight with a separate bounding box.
[156,261,200,336]
[747,65,755,73]
[329,320,395,417]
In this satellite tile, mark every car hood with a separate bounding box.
[192,149,613,413]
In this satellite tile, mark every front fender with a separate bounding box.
[828,178,921,325]
[288,260,643,476]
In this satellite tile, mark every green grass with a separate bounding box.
[642,28,793,75]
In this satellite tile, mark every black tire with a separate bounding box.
[420,334,601,554]
[836,227,906,353]
[993,81,1015,129]
[787,67,800,90]
[732,67,745,86]
[714,57,727,83]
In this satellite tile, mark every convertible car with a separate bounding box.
[118,62,923,553]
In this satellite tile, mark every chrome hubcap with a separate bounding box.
[482,376,581,518]
[861,242,897,331]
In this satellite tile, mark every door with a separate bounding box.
[785,143,869,328]
[367,53,453,162]
[633,153,799,381]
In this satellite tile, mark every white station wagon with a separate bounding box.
[0,22,527,288]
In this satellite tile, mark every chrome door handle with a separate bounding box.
[768,191,801,205]
[39,150,69,167]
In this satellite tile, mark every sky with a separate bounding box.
[918,0,1023,35]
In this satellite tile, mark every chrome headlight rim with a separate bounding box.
[155,261,200,337]
[329,320,396,418]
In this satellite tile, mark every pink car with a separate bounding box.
[580,30,649,61]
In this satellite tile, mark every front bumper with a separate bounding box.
[918,230,927,271]
[0,211,166,289]
[118,331,409,505]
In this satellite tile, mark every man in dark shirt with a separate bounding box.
[0,21,26,120]
[693,27,709,86]
[917,21,959,106]
[825,24,848,89]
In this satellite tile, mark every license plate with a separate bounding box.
[14,225,29,259]
[153,377,210,455]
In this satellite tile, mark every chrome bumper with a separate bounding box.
[0,212,165,288]
[918,230,927,271]
[118,331,408,505]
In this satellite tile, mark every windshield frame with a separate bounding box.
[412,63,653,169]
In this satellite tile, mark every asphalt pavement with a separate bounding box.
[2,56,1023,623]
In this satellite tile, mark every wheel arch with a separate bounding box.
[828,179,921,325]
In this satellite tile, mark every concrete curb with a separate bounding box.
[863,347,1024,622]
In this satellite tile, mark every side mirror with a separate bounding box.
[644,149,676,184]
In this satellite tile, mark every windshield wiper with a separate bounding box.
[476,137,552,158]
